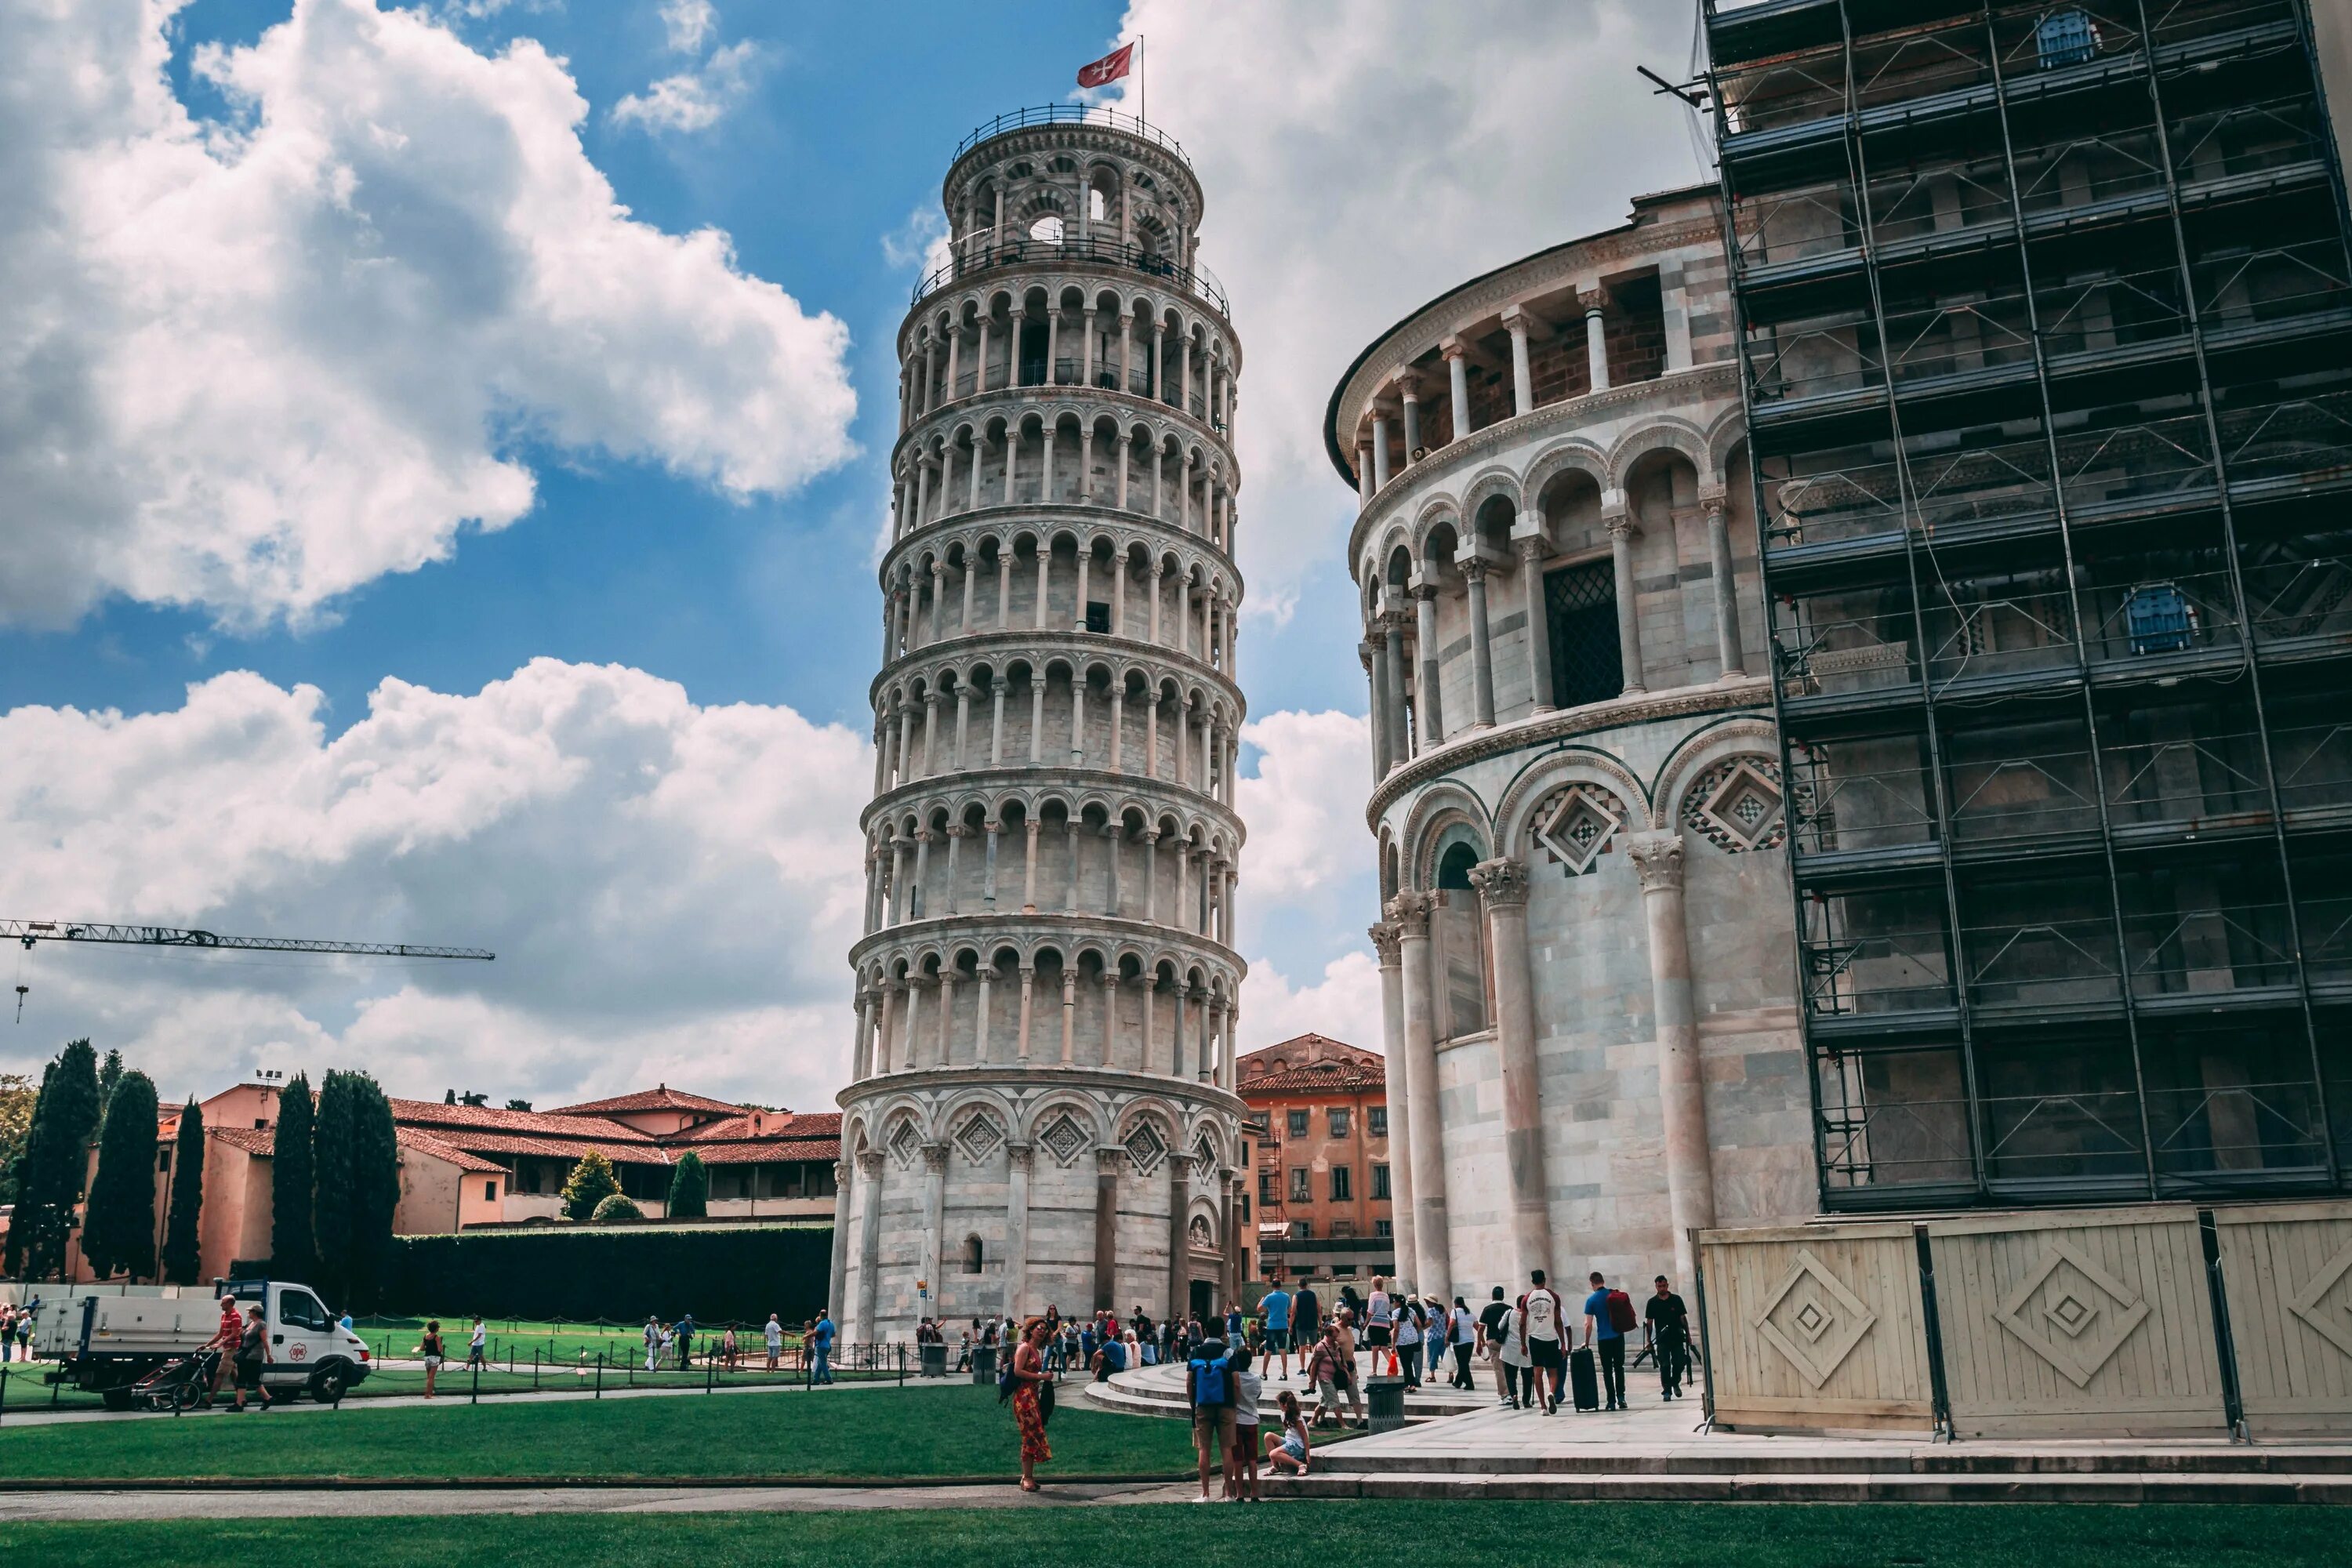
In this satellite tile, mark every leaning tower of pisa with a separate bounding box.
[833,107,1248,1343]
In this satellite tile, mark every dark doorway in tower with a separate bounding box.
[1545,559,1622,708]
[1020,321,1051,387]
[1190,1279,1214,1319]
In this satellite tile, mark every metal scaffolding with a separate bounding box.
[1704,0,2352,1207]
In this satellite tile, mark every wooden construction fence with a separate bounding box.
[1697,1200,2352,1439]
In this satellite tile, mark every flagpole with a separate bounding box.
[1139,34,1146,125]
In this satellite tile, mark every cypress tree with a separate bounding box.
[95,1048,124,1126]
[347,1074,400,1309]
[270,1073,317,1277]
[666,1151,709,1219]
[0,1060,55,1278]
[81,1069,159,1280]
[312,1069,358,1302]
[3,1041,101,1280]
[162,1098,207,1285]
[560,1149,621,1221]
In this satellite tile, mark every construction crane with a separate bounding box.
[5,918,493,1022]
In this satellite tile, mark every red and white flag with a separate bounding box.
[1076,42,1134,89]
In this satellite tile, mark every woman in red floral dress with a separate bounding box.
[1011,1316,1054,1490]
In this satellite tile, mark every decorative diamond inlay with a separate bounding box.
[1123,1120,1167,1174]
[886,1118,921,1169]
[1683,757,1788,853]
[953,1112,1004,1164]
[1755,1248,1878,1390]
[1534,784,1624,876]
[2285,1236,2352,1363]
[1037,1113,1089,1167]
[1993,1243,2150,1390]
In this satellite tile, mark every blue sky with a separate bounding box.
[0,0,1698,1108]
[0,0,1363,731]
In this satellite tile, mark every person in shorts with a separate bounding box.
[1228,1345,1262,1501]
[1519,1269,1567,1415]
[467,1317,487,1370]
[1186,1335,1236,1503]
[419,1319,445,1399]
[1258,1283,1293,1379]
[764,1312,784,1371]
[1363,1279,1393,1352]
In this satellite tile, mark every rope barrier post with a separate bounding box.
[534,1350,539,1392]
[471,1362,479,1405]
[2,1362,9,1425]
[595,1352,603,1399]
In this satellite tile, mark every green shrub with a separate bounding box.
[385,1221,832,1323]
[559,1150,621,1221]
[590,1192,644,1222]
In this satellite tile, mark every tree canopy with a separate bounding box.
[271,1073,318,1279]
[2,1040,101,1280]
[162,1098,208,1285]
[82,1069,160,1280]
[561,1149,622,1221]
[667,1151,709,1219]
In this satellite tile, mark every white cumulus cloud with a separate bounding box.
[1240,948,1385,1057]
[0,0,854,631]
[611,38,766,134]
[0,659,873,1113]
[1094,1,1705,606]
[659,0,717,54]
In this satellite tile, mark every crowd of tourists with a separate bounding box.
[0,1300,38,1362]
[999,1267,1696,1490]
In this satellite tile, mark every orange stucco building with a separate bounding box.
[1236,1034,1395,1283]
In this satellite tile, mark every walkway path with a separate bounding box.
[0,1480,1199,1521]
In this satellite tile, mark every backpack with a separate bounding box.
[1607,1290,1639,1334]
[1190,1352,1232,1408]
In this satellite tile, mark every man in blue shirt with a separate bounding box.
[1259,1283,1294,1379]
[810,1308,836,1385]
[1581,1272,1627,1411]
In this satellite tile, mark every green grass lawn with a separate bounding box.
[346,1315,803,1370]
[0,1383,1195,1483]
[2,1504,2346,1568]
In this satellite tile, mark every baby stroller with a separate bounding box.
[130,1348,223,1413]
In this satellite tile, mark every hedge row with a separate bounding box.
[375,1223,836,1323]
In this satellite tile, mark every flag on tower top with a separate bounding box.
[1076,42,1134,89]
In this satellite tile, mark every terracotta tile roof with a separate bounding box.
[396,1127,507,1175]
[207,1126,277,1156]
[688,1136,843,1165]
[409,1128,666,1167]
[387,1096,653,1143]
[546,1085,750,1118]
[1239,1033,1388,1094]
[1241,1062,1388,1094]
[680,1110,841,1143]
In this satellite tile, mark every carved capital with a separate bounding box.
[1167,1151,1192,1181]
[945,823,970,839]
[921,1142,949,1172]
[856,1149,885,1177]
[1440,338,1468,363]
[913,826,935,844]
[1468,855,1532,909]
[1513,535,1549,564]
[1393,367,1421,398]
[1626,831,1687,893]
[1368,920,1403,967]
[1007,1142,1034,1171]
[833,1160,852,1186]
[1410,580,1438,602]
[1385,889,1434,938]
[1095,1146,1126,1174]
[1606,512,1638,540]
[1461,556,1489,585]
[1501,302,1534,334]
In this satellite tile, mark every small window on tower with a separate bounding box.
[1086,601,1110,633]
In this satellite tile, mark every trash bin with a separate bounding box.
[971,1345,998,1386]
[1365,1374,1409,1434]
[920,1342,947,1378]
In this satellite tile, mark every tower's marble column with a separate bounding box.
[1370,920,1416,1294]
[1388,891,1450,1301]
[1627,831,1715,1287]
[827,1159,853,1325]
[1470,857,1555,1283]
[854,1149,885,1341]
[1092,1146,1122,1312]
[1005,1142,1033,1319]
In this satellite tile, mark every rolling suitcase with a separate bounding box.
[1569,1345,1600,1412]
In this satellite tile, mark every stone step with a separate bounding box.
[1081,1373,1475,1424]
[1269,1469,2352,1504]
[1314,1446,2352,1478]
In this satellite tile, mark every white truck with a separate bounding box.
[24,1278,375,1409]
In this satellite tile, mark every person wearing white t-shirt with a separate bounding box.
[1392,1295,1423,1388]
[1518,1269,1567,1416]
[1363,1280,1394,1359]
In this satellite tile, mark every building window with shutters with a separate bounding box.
[1327,1106,1351,1138]
[1291,1221,1313,1241]
[1287,1109,1308,1138]
[1259,1171,1276,1205]
[1290,1167,1311,1203]
[1371,1163,1391,1200]
[1330,1165,1352,1202]
[1367,1105,1387,1138]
